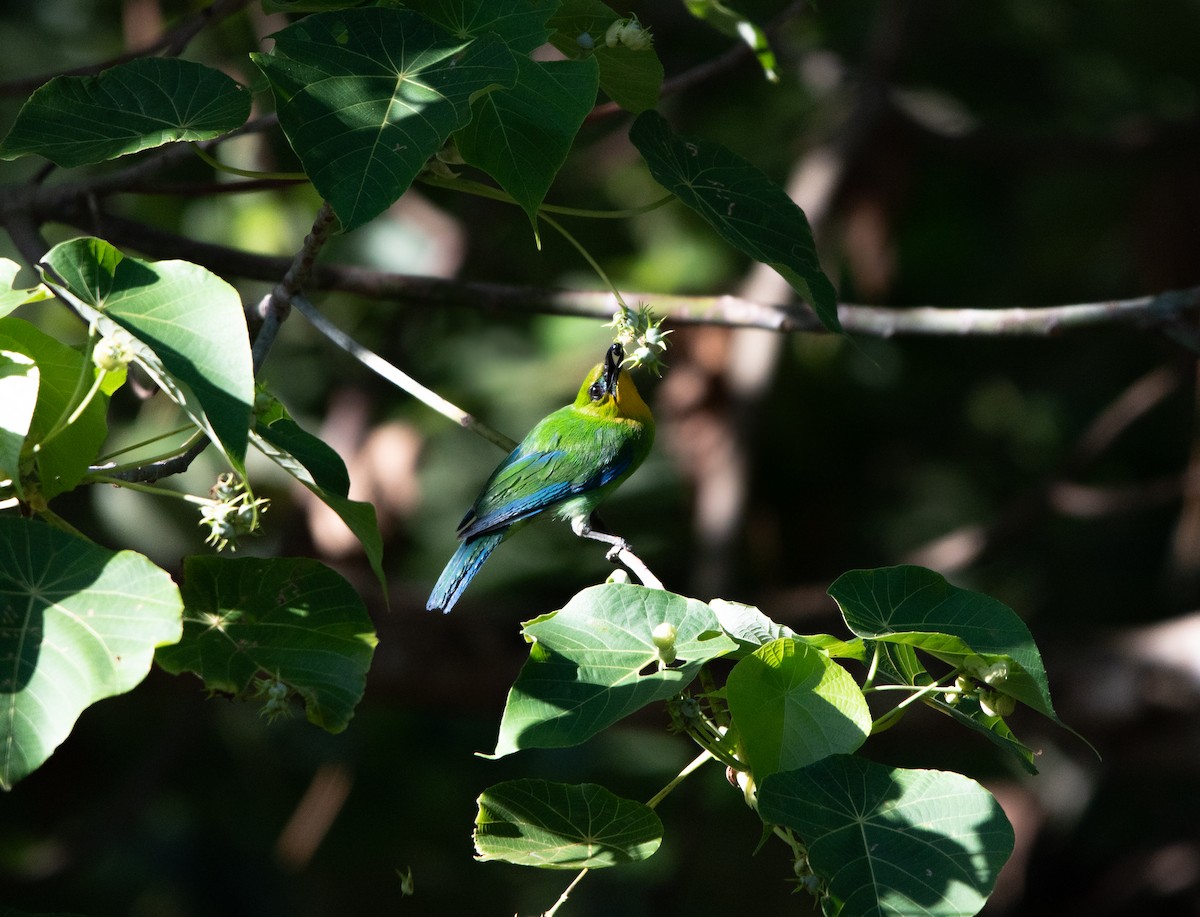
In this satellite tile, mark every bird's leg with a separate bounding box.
[571,513,630,561]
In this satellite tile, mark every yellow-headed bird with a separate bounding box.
[427,343,653,613]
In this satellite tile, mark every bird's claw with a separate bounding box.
[606,540,630,563]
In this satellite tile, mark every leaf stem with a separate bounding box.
[418,172,674,219]
[537,212,627,308]
[645,748,716,809]
[95,423,201,464]
[541,867,590,917]
[190,143,308,182]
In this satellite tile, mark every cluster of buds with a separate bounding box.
[948,656,1017,718]
[605,15,653,51]
[197,472,270,552]
[251,674,294,723]
[576,15,653,52]
[606,303,671,375]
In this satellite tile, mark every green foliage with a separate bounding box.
[630,110,841,332]
[41,237,255,469]
[0,58,250,167]
[474,778,663,868]
[0,515,182,790]
[759,757,1015,917]
[491,583,736,756]
[156,556,377,732]
[0,2,1087,915]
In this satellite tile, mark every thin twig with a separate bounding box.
[291,295,518,452]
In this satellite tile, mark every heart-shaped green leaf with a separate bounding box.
[456,56,599,239]
[491,583,736,757]
[40,237,254,470]
[474,778,662,869]
[829,565,1062,724]
[759,756,1014,917]
[0,516,183,789]
[156,555,377,733]
[727,638,872,780]
[629,110,840,332]
[253,7,518,232]
[0,58,250,167]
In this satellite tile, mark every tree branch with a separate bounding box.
[44,206,1200,338]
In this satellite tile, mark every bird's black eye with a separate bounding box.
[588,380,605,401]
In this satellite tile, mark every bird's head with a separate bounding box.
[574,343,653,424]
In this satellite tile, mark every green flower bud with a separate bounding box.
[651,621,677,664]
[979,691,1016,718]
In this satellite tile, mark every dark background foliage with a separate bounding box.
[2,1,1200,915]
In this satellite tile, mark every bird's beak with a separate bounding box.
[603,343,624,395]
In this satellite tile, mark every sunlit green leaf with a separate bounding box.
[0,349,37,498]
[759,756,1014,917]
[629,110,840,332]
[0,516,182,789]
[829,565,1063,725]
[0,318,110,500]
[491,583,736,757]
[0,259,52,319]
[474,778,662,868]
[0,58,250,167]
[727,638,872,780]
[40,237,254,470]
[156,555,378,733]
[253,7,518,232]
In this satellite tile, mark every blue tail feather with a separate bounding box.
[426,532,505,613]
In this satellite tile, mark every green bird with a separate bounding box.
[426,343,654,613]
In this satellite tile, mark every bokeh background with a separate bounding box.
[2,1,1200,915]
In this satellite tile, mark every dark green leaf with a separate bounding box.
[0,516,182,789]
[40,237,254,470]
[253,8,518,232]
[726,638,871,780]
[456,56,599,238]
[418,0,558,52]
[830,565,1063,725]
[254,402,350,497]
[759,756,1014,917]
[0,58,250,167]
[156,556,377,733]
[474,778,662,868]
[629,110,841,332]
[249,424,385,592]
[491,584,736,757]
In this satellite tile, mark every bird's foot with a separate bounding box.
[605,539,631,563]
